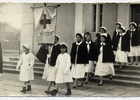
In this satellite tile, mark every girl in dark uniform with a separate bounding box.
[127,22,139,65]
[84,32,96,84]
[95,34,115,86]
[113,26,130,70]
[71,33,88,88]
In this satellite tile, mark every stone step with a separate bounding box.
[115,69,140,75]
[90,76,140,88]
[3,63,140,82]
[3,64,44,72]
[113,74,140,81]
[9,57,43,63]
[3,61,45,67]
[3,68,43,77]
[114,64,140,70]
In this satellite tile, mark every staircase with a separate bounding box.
[3,57,45,77]
[3,56,140,87]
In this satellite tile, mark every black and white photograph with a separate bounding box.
[0,1,140,98]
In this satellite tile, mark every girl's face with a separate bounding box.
[116,25,120,29]
[76,35,82,42]
[54,37,58,44]
[86,35,91,42]
[119,28,123,33]
[100,36,106,43]
[100,29,105,33]
[61,47,66,54]
[23,47,29,53]
[130,25,135,30]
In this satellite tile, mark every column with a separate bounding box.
[96,4,100,32]
[117,3,130,30]
[102,3,117,37]
[20,3,34,54]
[75,3,84,35]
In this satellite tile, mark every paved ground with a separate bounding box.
[0,73,140,97]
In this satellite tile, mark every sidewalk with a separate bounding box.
[0,73,140,97]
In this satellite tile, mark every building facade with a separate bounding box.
[20,3,140,54]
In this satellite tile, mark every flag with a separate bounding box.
[33,6,57,44]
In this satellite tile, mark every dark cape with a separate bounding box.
[126,30,139,46]
[50,44,61,66]
[36,44,48,64]
[0,43,3,74]
[96,43,115,63]
[84,41,96,61]
[70,42,88,64]
[113,32,130,52]
[95,33,112,49]
[112,30,119,46]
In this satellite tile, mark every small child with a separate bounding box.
[16,44,35,93]
[113,26,130,69]
[95,34,115,86]
[50,42,73,96]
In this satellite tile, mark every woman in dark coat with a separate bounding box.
[95,33,115,86]
[71,33,88,88]
[113,26,130,70]
[127,22,139,65]
[84,32,96,84]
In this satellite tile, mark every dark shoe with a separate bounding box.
[98,83,103,86]
[73,86,76,88]
[109,75,113,80]
[85,82,88,84]
[65,89,71,95]
[78,83,83,87]
[26,85,31,91]
[20,87,26,93]
[50,89,57,96]
[45,91,50,94]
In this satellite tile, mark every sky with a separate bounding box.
[0,3,22,29]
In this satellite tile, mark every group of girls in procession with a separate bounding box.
[16,21,140,96]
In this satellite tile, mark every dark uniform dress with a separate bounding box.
[84,41,96,73]
[112,29,120,46]
[70,41,88,78]
[95,42,115,76]
[113,32,130,63]
[42,44,61,81]
[126,29,139,57]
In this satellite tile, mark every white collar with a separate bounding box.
[100,42,106,46]
[131,29,136,32]
[119,32,125,36]
[86,41,91,44]
[76,41,82,46]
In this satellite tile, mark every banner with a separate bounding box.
[33,6,57,44]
